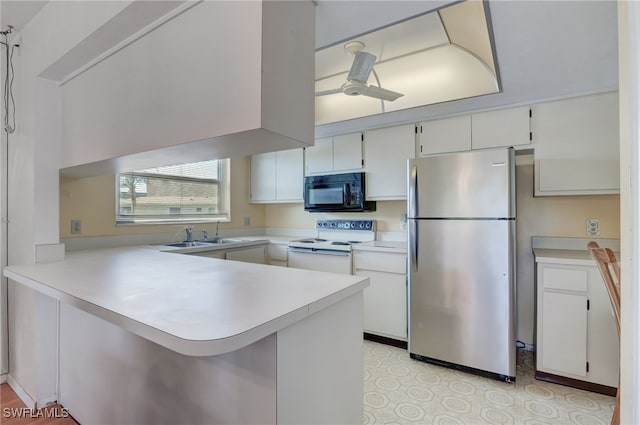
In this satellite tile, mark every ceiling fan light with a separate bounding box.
[342,81,366,96]
[347,51,376,83]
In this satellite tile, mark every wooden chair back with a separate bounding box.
[587,241,621,337]
[588,241,620,425]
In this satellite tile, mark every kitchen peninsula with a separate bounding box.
[4,246,368,424]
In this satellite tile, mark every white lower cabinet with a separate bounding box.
[268,243,288,267]
[192,250,226,259]
[536,262,619,390]
[225,245,267,264]
[353,250,407,341]
[189,244,267,264]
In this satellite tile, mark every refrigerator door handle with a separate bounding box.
[409,219,418,271]
[408,164,418,218]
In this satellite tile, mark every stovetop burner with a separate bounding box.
[299,238,327,243]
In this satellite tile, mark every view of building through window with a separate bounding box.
[116,159,230,224]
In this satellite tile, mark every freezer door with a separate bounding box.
[407,148,515,219]
[408,219,516,378]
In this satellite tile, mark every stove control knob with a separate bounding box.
[351,222,356,229]
[365,222,371,229]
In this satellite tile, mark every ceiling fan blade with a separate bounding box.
[347,51,376,83]
[315,88,343,96]
[362,85,404,101]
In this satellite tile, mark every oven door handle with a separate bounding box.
[288,247,351,256]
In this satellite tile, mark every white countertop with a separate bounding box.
[533,248,619,267]
[353,240,407,254]
[4,246,368,357]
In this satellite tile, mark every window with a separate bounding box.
[116,159,230,224]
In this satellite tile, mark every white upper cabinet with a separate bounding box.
[472,106,531,149]
[532,92,619,196]
[305,132,362,175]
[363,124,416,200]
[305,137,333,175]
[333,133,364,172]
[417,115,471,155]
[275,149,304,201]
[250,149,303,203]
[250,152,277,202]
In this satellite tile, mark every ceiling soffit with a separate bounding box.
[315,0,500,125]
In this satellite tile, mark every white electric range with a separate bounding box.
[288,219,376,275]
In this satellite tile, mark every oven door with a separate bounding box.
[288,248,352,275]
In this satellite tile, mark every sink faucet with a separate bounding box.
[201,229,208,240]
[185,227,194,242]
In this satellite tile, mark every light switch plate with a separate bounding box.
[586,218,600,236]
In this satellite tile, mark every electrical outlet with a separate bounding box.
[71,219,82,235]
[586,218,600,236]
[243,216,251,227]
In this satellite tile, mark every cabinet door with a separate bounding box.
[275,149,303,201]
[305,137,333,175]
[532,92,619,195]
[225,246,266,264]
[250,152,276,202]
[363,125,415,200]
[355,269,407,340]
[540,291,588,377]
[418,115,471,155]
[333,132,363,172]
[191,250,226,259]
[472,106,530,149]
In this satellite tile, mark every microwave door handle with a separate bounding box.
[343,183,349,205]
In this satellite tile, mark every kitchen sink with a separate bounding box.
[163,241,213,248]
[200,239,243,244]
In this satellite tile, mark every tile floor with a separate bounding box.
[363,341,615,425]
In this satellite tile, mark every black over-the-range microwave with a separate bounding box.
[303,172,376,212]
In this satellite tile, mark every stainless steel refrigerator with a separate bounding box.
[407,147,516,382]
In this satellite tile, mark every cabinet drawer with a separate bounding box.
[542,267,588,292]
[191,250,226,259]
[353,251,406,274]
[268,244,288,261]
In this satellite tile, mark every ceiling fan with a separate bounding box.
[315,41,404,102]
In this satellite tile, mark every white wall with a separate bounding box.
[60,1,315,176]
[617,2,640,423]
[7,0,133,404]
[60,2,264,168]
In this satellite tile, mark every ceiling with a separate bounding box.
[1,1,618,135]
[0,1,47,37]
[314,0,618,136]
[314,1,500,125]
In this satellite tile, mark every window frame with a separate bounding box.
[115,159,230,225]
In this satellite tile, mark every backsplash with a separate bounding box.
[264,200,407,233]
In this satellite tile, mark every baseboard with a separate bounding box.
[37,393,58,408]
[0,373,7,384]
[363,332,407,349]
[7,374,36,410]
[535,370,617,397]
